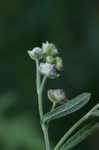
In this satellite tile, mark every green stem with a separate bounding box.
[36,60,43,118]
[51,102,56,112]
[42,124,51,150]
[40,76,47,94]
[36,60,41,94]
[36,60,50,150]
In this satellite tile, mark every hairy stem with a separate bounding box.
[36,60,41,95]
[36,60,50,150]
[42,124,51,150]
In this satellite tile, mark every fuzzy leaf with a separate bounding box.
[43,93,91,123]
[60,122,98,150]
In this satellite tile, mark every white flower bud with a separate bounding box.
[55,57,63,71]
[42,41,58,56]
[48,89,66,103]
[39,63,59,79]
[28,47,44,60]
[46,56,56,64]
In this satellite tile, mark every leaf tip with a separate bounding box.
[86,92,91,100]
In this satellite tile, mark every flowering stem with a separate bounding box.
[36,60,41,95]
[36,60,50,150]
[40,76,47,94]
[36,60,43,119]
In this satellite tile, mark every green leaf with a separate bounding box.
[60,122,98,150]
[43,93,91,123]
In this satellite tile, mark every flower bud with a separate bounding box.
[55,57,63,71]
[48,89,66,103]
[42,41,58,56]
[46,56,56,64]
[28,47,44,60]
[39,63,59,79]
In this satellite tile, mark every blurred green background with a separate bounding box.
[0,0,99,150]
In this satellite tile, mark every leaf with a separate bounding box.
[43,93,91,123]
[60,121,98,150]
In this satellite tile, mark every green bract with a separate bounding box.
[42,41,58,56]
[48,89,66,104]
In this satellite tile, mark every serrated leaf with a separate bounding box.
[60,122,97,150]
[43,93,91,123]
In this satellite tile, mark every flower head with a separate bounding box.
[48,89,66,103]
[42,41,58,56]
[28,47,44,60]
[39,63,59,79]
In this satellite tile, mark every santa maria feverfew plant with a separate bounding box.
[28,42,99,150]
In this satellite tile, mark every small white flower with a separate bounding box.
[48,89,66,103]
[28,47,44,60]
[39,63,59,79]
[42,41,58,56]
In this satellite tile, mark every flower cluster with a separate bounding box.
[28,41,66,105]
[28,41,63,79]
